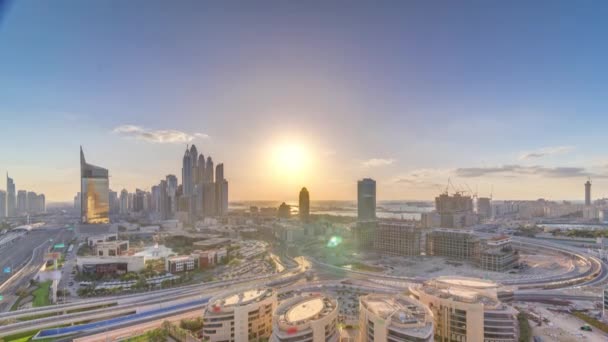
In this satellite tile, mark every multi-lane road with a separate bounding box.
[0,227,74,312]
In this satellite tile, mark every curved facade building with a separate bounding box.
[409,277,517,342]
[271,293,339,342]
[80,146,109,224]
[359,293,434,342]
[203,287,277,342]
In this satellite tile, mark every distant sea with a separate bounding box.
[230,200,434,220]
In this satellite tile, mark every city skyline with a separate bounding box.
[4,2,608,202]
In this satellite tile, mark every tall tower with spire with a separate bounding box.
[182,146,193,196]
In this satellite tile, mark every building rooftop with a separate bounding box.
[434,276,498,289]
[360,294,433,339]
[209,288,274,310]
[286,297,325,323]
[275,294,337,329]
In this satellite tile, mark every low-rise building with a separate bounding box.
[271,293,339,342]
[410,277,518,342]
[87,233,118,246]
[203,287,277,342]
[478,236,519,272]
[166,255,198,273]
[193,237,232,250]
[95,240,129,257]
[425,229,480,260]
[359,293,434,342]
[76,256,145,275]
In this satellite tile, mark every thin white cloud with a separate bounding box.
[362,158,396,167]
[519,146,574,160]
[112,125,209,143]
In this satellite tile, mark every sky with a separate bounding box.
[2,1,608,203]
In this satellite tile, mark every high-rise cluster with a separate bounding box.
[178,144,228,221]
[75,144,228,223]
[0,172,46,219]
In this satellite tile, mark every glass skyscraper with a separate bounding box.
[357,178,376,221]
[80,146,110,224]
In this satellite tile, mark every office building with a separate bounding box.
[77,256,145,275]
[202,287,277,342]
[203,182,216,216]
[189,144,199,184]
[6,174,16,217]
[133,189,145,212]
[299,187,310,222]
[182,147,193,196]
[477,197,492,220]
[271,293,338,342]
[109,190,118,214]
[426,229,480,260]
[95,240,129,257]
[205,156,214,183]
[119,189,129,215]
[359,294,434,342]
[373,221,422,256]
[278,202,291,219]
[585,179,592,206]
[478,237,519,272]
[74,192,81,212]
[216,163,228,216]
[0,190,6,218]
[410,277,518,342]
[166,174,178,215]
[17,190,27,215]
[80,146,110,224]
[166,255,198,273]
[358,178,376,221]
[198,154,206,184]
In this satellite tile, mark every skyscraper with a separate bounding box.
[17,190,27,215]
[205,156,214,183]
[109,190,118,214]
[0,190,6,218]
[299,187,310,222]
[197,154,205,185]
[357,178,376,221]
[203,182,216,216]
[166,174,178,215]
[585,179,592,206]
[119,189,129,215]
[182,147,193,196]
[80,146,110,224]
[215,163,228,216]
[189,144,198,184]
[133,189,145,212]
[74,192,81,212]
[38,194,45,213]
[6,174,15,217]
[159,179,169,220]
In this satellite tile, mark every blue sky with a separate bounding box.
[2,1,608,202]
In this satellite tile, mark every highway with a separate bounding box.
[0,227,73,312]
[0,253,306,338]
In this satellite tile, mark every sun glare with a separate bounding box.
[271,142,311,179]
